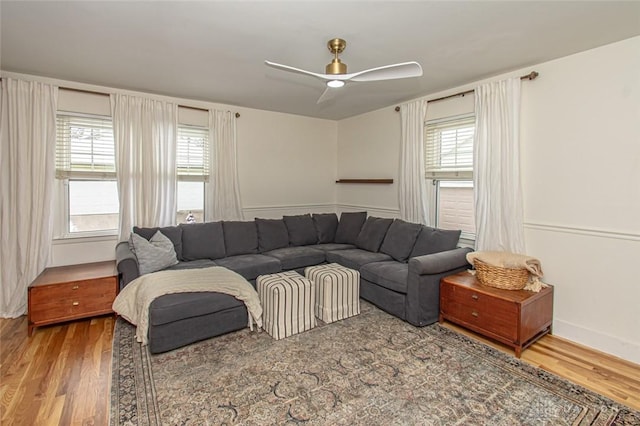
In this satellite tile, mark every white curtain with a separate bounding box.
[0,79,58,317]
[205,110,243,221]
[473,77,525,253]
[111,94,178,241]
[399,100,431,225]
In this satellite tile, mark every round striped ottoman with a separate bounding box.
[305,263,360,324]
[256,271,316,340]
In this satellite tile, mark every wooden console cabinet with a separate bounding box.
[28,261,118,336]
[439,271,553,358]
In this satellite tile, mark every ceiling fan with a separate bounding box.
[265,38,423,104]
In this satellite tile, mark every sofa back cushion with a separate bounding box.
[410,226,461,258]
[379,219,423,262]
[256,218,289,252]
[356,216,394,252]
[283,214,318,246]
[180,221,226,260]
[133,225,183,260]
[334,211,367,244]
[223,221,259,256]
[312,213,339,243]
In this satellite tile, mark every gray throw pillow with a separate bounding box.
[256,218,289,252]
[312,213,339,243]
[379,219,423,262]
[133,225,183,260]
[334,211,367,244]
[410,226,461,258]
[223,221,259,256]
[283,214,318,246]
[180,221,226,260]
[129,231,178,275]
[355,217,394,252]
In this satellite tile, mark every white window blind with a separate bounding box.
[56,114,116,179]
[425,115,475,179]
[177,125,209,182]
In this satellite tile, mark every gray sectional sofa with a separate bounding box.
[115,212,472,353]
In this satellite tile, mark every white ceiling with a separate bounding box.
[2,1,639,120]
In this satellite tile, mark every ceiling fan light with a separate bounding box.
[327,80,345,88]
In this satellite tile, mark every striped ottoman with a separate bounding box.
[305,263,360,323]
[257,271,316,340]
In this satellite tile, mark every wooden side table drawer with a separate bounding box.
[28,261,118,336]
[441,283,519,341]
[29,277,117,323]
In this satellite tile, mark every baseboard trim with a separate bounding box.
[553,318,640,365]
[524,222,640,242]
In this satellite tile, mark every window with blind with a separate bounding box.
[176,125,209,224]
[424,114,476,239]
[425,114,474,179]
[55,113,118,235]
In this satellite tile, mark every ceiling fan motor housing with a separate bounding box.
[326,38,347,75]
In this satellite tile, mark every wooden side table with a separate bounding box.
[28,261,118,336]
[439,271,553,358]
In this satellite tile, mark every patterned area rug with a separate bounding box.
[110,302,639,425]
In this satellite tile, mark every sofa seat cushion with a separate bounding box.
[166,259,218,271]
[215,254,281,281]
[263,246,326,270]
[360,261,409,294]
[149,292,244,326]
[306,243,356,252]
[326,249,392,271]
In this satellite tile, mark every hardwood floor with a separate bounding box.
[1,315,638,425]
[0,315,114,426]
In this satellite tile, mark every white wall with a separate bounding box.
[336,36,640,363]
[0,73,338,267]
[235,106,337,219]
[336,107,400,217]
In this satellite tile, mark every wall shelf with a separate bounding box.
[335,179,394,184]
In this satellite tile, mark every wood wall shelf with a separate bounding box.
[335,179,394,184]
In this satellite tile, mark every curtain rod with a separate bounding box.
[394,71,539,112]
[0,78,240,117]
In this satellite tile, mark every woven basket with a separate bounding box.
[474,259,529,290]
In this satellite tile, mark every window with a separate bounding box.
[56,113,118,236]
[425,114,476,239]
[176,125,209,224]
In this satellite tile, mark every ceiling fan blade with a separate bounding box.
[316,87,339,104]
[349,61,423,82]
[264,60,328,80]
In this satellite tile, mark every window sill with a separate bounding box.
[53,233,119,245]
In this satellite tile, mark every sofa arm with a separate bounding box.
[404,247,473,327]
[116,241,139,289]
[408,247,473,275]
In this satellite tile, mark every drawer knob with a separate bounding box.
[72,301,79,306]
[72,285,79,290]
[471,294,479,300]
[471,311,479,317]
